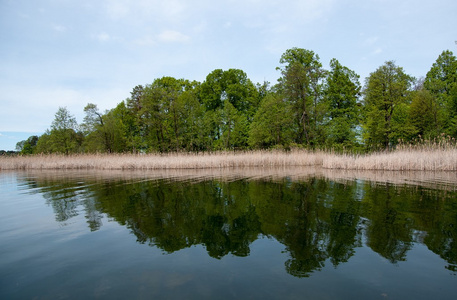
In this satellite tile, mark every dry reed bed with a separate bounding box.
[0,151,324,170]
[323,148,457,171]
[0,148,456,171]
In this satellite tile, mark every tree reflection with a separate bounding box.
[362,183,413,263]
[32,178,103,231]
[21,173,457,277]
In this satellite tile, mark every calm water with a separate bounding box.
[1,169,457,299]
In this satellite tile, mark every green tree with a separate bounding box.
[174,84,209,151]
[217,101,248,150]
[424,50,457,136]
[44,107,81,154]
[82,103,103,134]
[324,59,361,150]
[277,48,326,147]
[362,61,414,150]
[140,77,204,152]
[35,130,52,153]
[200,69,225,111]
[200,69,260,149]
[249,93,294,148]
[141,78,176,152]
[409,89,443,139]
[82,103,129,153]
[200,69,259,118]
[16,135,39,154]
[126,85,144,114]
[81,103,111,152]
[124,85,146,152]
[389,101,416,143]
[101,106,128,152]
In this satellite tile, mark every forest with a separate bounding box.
[15,48,457,155]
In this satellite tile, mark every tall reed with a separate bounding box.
[324,136,457,171]
[1,145,456,171]
[0,150,324,170]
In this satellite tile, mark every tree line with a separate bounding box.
[16,48,457,154]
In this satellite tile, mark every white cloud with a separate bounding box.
[291,0,335,21]
[0,86,86,132]
[365,36,379,46]
[156,0,187,19]
[372,48,383,55]
[103,0,131,19]
[94,32,111,42]
[192,21,208,35]
[0,82,131,133]
[158,30,190,43]
[230,0,335,26]
[102,0,189,23]
[91,32,123,43]
[1,0,456,143]
[134,35,156,46]
[53,24,67,32]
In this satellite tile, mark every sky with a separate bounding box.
[1,0,456,151]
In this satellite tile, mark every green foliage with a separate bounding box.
[424,50,457,136]
[36,107,82,154]
[249,94,293,148]
[30,48,457,154]
[35,130,52,154]
[16,135,38,154]
[83,104,128,153]
[362,61,414,150]
[409,89,443,139]
[138,77,206,152]
[277,48,326,147]
[177,88,209,151]
[424,50,457,111]
[324,59,361,150]
[199,69,261,150]
[200,69,260,117]
[389,102,416,143]
[218,101,249,150]
[126,85,144,114]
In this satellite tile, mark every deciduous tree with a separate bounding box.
[324,59,361,150]
[277,48,326,147]
[49,107,81,154]
[424,50,457,136]
[249,93,293,148]
[16,135,38,154]
[362,61,414,150]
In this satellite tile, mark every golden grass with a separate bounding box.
[0,148,456,171]
[0,150,323,170]
[323,148,457,171]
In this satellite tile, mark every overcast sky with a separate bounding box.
[1,0,456,150]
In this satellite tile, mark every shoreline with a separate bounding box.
[1,149,456,171]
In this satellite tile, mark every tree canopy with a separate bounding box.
[15,48,457,155]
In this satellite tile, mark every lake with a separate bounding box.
[1,168,457,299]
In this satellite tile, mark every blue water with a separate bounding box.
[1,170,456,299]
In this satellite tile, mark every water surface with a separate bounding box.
[1,168,457,299]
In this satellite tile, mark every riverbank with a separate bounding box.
[1,148,456,171]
